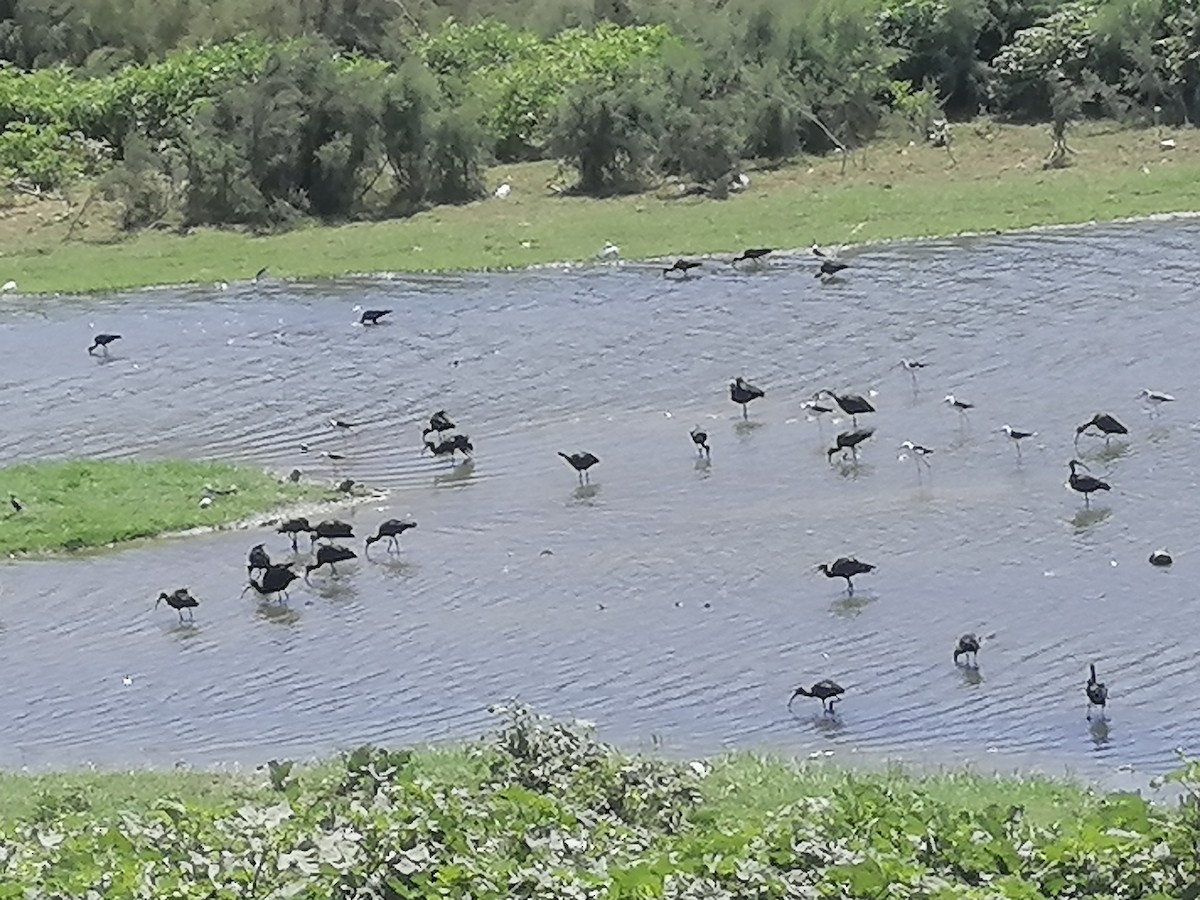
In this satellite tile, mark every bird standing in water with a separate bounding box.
[360,309,392,325]
[815,557,875,595]
[663,259,702,277]
[953,633,981,666]
[277,517,311,551]
[1075,413,1128,444]
[1001,425,1036,459]
[305,544,358,580]
[247,543,271,577]
[243,565,300,602]
[730,377,765,418]
[88,333,121,355]
[732,248,772,265]
[690,426,710,458]
[156,588,198,623]
[1067,459,1110,506]
[559,451,599,483]
[827,427,875,463]
[816,389,875,426]
[788,679,845,714]
[1086,663,1108,719]
[423,410,456,438]
[365,519,417,554]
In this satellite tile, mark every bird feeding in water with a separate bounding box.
[730,377,765,418]
[816,259,849,281]
[732,247,772,265]
[277,517,311,551]
[1138,388,1175,415]
[1149,548,1173,567]
[244,565,300,602]
[1001,425,1036,459]
[247,543,271,576]
[88,333,121,355]
[953,633,981,667]
[814,557,875,595]
[788,679,845,715]
[1086,663,1108,720]
[305,544,358,580]
[827,426,875,463]
[1067,459,1110,506]
[310,519,354,543]
[815,389,875,426]
[424,434,473,462]
[559,451,599,483]
[898,441,933,477]
[156,588,198,623]
[365,518,417,555]
[423,410,456,438]
[360,309,392,326]
[690,426,710,458]
[1075,413,1128,444]
[663,259,702,277]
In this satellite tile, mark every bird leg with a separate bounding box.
[742,404,748,420]
[844,578,855,596]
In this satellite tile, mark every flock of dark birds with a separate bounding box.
[80,246,1176,736]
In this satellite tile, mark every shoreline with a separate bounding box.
[5,207,1200,299]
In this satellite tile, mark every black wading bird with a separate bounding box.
[828,426,875,463]
[156,588,198,623]
[360,309,392,325]
[663,259,702,277]
[732,247,772,265]
[690,426,710,458]
[816,389,875,426]
[1067,459,1110,506]
[247,543,271,577]
[423,410,456,438]
[1086,663,1108,720]
[365,519,417,555]
[815,557,876,595]
[788,679,845,714]
[559,451,599,483]
[88,333,121,355]
[244,565,300,602]
[277,517,311,551]
[310,519,354,544]
[305,544,357,580]
[730,377,765,418]
[1075,413,1128,444]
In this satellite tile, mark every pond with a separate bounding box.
[1,219,1199,777]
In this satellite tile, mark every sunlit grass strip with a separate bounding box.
[0,459,322,554]
[3,121,1199,295]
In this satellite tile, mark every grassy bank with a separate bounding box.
[2,120,1198,295]
[2,706,1197,898]
[0,459,323,555]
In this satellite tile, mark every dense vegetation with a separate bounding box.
[1,0,1197,231]
[0,459,322,554]
[4,704,1200,897]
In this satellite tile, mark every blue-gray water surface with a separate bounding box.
[2,219,1200,781]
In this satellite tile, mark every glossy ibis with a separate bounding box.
[243,565,300,601]
[559,451,599,483]
[732,247,772,264]
[305,544,358,580]
[730,377,765,418]
[664,259,702,277]
[1075,413,1127,444]
[1086,663,1108,720]
[690,426,710,458]
[816,259,848,280]
[360,309,392,325]
[247,543,271,576]
[788,679,845,714]
[827,426,875,463]
[816,389,875,426]
[424,434,473,461]
[88,333,121,355]
[1067,459,1110,506]
[423,410,455,438]
[953,633,981,666]
[310,519,354,543]
[156,588,198,623]
[277,517,311,551]
[815,557,875,595]
[365,519,417,554]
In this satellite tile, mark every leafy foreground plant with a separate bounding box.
[2,704,1199,898]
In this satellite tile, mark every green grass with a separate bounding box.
[2,120,1198,294]
[2,708,1195,897]
[0,459,324,555]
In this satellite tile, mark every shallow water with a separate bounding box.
[2,219,1200,779]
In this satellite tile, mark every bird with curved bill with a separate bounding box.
[788,679,845,714]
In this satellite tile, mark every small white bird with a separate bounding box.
[494,183,511,199]
[1,280,16,292]
[597,241,620,261]
[944,394,974,413]
[1139,388,1175,415]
